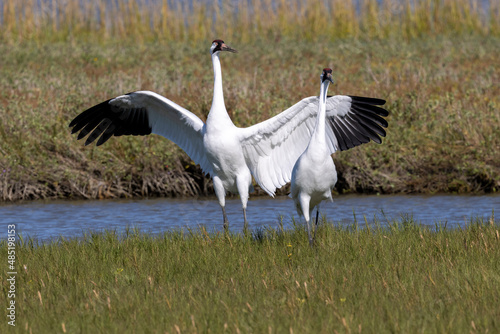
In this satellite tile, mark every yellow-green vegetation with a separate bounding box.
[1,0,499,201]
[1,218,499,332]
[1,36,499,200]
[1,0,499,43]
[2,2,499,332]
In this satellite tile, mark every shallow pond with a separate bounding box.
[1,193,499,242]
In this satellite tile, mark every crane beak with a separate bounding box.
[323,73,334,84]
[221,43,237,53]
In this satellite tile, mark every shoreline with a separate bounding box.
[1,161,498,203]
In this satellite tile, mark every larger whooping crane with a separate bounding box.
[291,68,337,246]
[69,40,389,231]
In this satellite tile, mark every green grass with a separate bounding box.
[1,35,499,200]
[1,217,499,333]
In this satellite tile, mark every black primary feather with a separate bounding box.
[69,94,152,146]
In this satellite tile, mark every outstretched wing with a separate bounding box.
[238,95,388,196]
[69,90,212,175]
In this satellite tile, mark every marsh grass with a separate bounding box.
[1,216,499,332]
[1,0,499,44]
[1,35,499,200]
[1,0,499,200]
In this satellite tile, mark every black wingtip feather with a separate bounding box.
[69,100,112,128]
[329,120,349,151]
[343,116,372,144]
[69,96,152,146]
[327,94,389,151]
[351,106,389,128]
[336,120,363,148]
[353,102,389,117]
[349,95,386,106]
[352,114,387,138]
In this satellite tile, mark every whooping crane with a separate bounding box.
[291,68,337,246]
[69,40,389,231]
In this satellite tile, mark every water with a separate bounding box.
[0,194,498,242]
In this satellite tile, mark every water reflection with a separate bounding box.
[0,194,498,242]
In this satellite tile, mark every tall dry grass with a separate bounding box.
[1,0,499,44]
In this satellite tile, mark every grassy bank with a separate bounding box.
[1,218,499,332]
[1,0,499,201]
[1,35,499,201]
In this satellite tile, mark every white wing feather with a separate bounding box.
[238,95,356,196]
[109,91,213,175]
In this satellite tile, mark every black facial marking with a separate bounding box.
[212,39,225,53]
[322,68,333,83]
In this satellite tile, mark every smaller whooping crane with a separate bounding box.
[291,68,336,246]
[291,68,388,246]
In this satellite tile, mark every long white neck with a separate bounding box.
[311,80,330,144]
[207,52,232,125]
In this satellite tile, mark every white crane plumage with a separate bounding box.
[291,68,337,246]
[69,40,389,231]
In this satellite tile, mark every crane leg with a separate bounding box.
[213,176,229,231]
[222,206,229,232]
[236,173,251,235]
[299,195,313,247]
[305,218,313,247]
[243,207,249,235]
[312,208,320,246]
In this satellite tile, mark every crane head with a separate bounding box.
[211,40,238,54]
[321,68,334,84]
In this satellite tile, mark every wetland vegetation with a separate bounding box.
[1,0,499,201]
[1,1,500,332]
[1,218,499,333]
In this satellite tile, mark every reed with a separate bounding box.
[1,0,499,44]
[1,217,499,333]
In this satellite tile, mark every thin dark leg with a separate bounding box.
[222,206,229,232]
[306,219,313,247]
[312,208,320,246]
[243,208,249,236]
